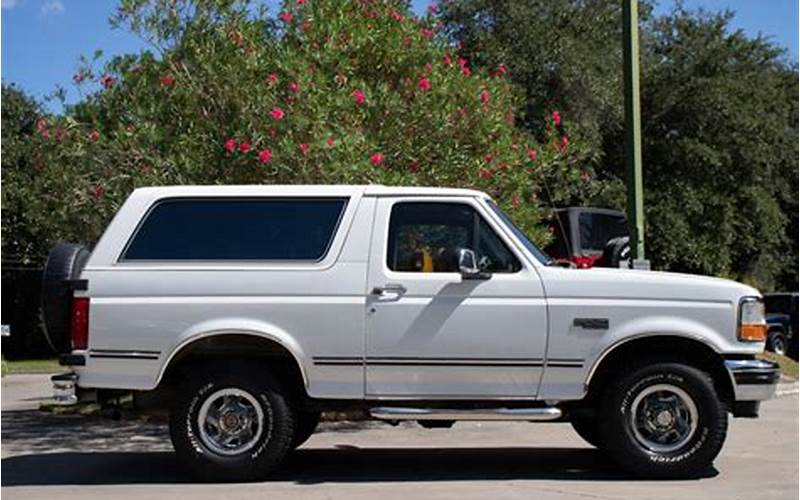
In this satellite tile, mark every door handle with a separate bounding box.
[371,283,407,296]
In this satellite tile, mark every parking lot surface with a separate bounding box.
[2,374,797,500]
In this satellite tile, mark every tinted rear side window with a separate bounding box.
[123,198,347,261]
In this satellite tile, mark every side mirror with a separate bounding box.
[457,248,490,280]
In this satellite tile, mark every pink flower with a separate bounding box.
[428,3,438,14]
[478,168,493,179]
[94,185,104,201]
[89,130,100,142]
[552,110,561,126]
[420,28,434,39]
[36,119,49,139]
[297,0,306,4]
[480,89,490,104]
[327,137,336,147]
[271,107,285,120]
[511,195,521,208]
[352,89,366,104]
[100,74,115,89]
[160,74,175,87]
[280,11,293,23]
[458,57,468,68]
[527,148,538,162]
[258,148,273,164]
[560,135,569,150]
[492,63,508,77]
[288,81,300,93]
[389,9,403,21]
[225,138,236,153]
[238,141,251,153]
[443,53,452,67]
[461,66,471,77]
[267,73,279,84]
[408,161,420,173]
[73,71,86,83]
[298,143,309,156]
[418,77,431,91]
[370,152,384,166]
[484,154,494,163]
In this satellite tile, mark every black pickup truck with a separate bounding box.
[764,292,798,360]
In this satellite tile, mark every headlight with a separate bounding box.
[738,297,767,342]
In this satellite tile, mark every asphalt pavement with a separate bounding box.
[1,373,797,499]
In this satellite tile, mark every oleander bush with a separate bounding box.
[2,0,596,266]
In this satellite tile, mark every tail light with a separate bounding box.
[70,297,90,350]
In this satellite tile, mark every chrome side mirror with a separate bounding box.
[457,248,490,280]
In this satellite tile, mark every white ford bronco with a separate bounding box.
[43,185,779,480]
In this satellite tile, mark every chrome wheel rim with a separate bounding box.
[773,338,786,356]
[197,388,264,456]
[630,384,698,453]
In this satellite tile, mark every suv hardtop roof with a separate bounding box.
[131,185,489,199]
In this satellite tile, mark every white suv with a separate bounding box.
[43,185,779,480]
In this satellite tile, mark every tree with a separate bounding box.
[621,8,797,290]
[1,84,50,265]
[442,1,798,290]
[439,0,647,153]
[4,0,591,267]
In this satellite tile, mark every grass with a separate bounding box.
[758,351,799,380]
[1,357,61,377]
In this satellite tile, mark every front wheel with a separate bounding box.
[291,411,320,449]
[600,362,728,478]
[169,362,296,481]
[570,417,603,448]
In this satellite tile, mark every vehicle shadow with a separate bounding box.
[1,410,718,486]
[1,446,718,486]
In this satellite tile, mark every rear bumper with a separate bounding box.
[725,359,780,402]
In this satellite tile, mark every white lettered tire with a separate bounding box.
[600,362,728,478]
[169,362,296,481]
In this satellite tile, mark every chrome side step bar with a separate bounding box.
[370,406,562,421]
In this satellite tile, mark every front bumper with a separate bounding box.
[725,359,781,402]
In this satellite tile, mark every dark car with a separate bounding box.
[544,207,628,268]
[764,293,798,360]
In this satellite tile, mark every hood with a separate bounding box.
[540,266,760,305]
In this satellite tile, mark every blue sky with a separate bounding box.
[2,0,797,112]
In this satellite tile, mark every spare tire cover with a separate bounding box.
[41,243,90,353]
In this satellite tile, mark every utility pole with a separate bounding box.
[622,0,649,270]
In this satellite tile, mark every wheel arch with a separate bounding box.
[584,333,735,408]
[154,325,309,396]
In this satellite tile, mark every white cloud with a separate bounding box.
[40,0,63,16]
[2,0,19,9]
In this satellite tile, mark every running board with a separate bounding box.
[369,406,562,421]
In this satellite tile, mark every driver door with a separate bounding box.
[365,197,548,398]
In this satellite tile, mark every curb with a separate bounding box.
[776,380,799,397]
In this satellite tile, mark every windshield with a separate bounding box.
[486,200,552,265]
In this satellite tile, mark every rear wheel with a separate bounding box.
[599,361,727,478]
[169,362,296,481]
